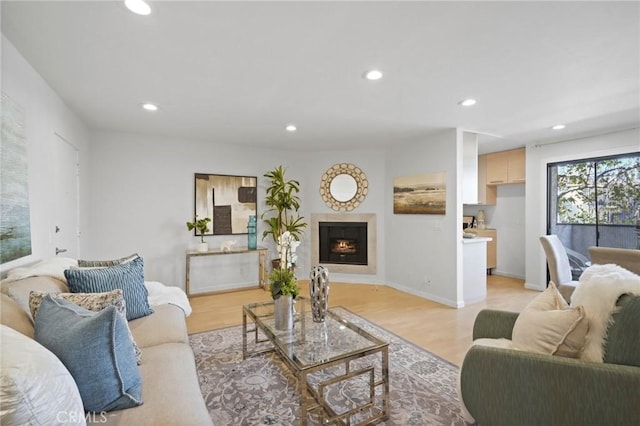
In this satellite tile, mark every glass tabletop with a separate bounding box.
[244,298,387,371]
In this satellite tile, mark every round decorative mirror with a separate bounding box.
[320,163,368,211]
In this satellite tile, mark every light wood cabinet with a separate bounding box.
[507,148,526,183]
[485,151,509,184]
[485,148,525,185]
[477,154,497,205]
[473,228,497,271]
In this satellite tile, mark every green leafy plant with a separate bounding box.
[186,215,211,243]
[261,165,307,245]
[268,267,299,300]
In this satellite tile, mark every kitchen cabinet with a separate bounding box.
[507,148,526,183]
[477,154,497,205]
[486,151,509,184]
[472,228,497,271]
[485,148,526,185]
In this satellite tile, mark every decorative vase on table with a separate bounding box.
[247,215,257,250]
[274,295,294,330]
[196,242,208,253]
[309,266,330,322]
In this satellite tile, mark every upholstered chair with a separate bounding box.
[539,235,580,302]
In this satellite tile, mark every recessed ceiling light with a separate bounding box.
[125,0,151,16]
[458,99,477,107]
[141,103,158,111]
[285,124,297,132]
[364,70,383,81]
[551,124,566,130]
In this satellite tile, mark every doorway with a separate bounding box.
[53,133,80,258]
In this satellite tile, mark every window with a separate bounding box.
[547,152,640,278]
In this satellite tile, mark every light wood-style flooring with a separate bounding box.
[186,275,538,366]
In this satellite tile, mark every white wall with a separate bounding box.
[525,128,640,291]
[86,131,304,289]
[86,134,389,290]
[385,129,463,307]
[0,35,90,273]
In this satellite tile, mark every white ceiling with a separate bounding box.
[2,1,639,153]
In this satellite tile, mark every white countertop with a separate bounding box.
[461,237,492,244]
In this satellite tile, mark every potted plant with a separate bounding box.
[186,215,211,252]
[262,165,307,269]
[269,267,299,330]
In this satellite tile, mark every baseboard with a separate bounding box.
[524,282,545,292]
[492,270,525,280]
[386,281,463,308]
[328,274,385,285]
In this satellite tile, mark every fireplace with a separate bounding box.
[319,222,367,265]
[311,213,376,275]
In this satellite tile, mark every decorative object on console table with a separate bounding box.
[247,215,257,249]
[309,266,330,322]
[186,215,211,252]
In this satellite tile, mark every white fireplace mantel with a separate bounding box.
[311,213,377,274]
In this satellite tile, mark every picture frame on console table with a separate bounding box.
[194,173,257,235]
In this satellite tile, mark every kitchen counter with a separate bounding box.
[462,236,490,304]
[462,236,492,244]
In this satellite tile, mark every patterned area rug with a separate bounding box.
[189,307,468,425]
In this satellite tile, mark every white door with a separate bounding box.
[53,133,80,258]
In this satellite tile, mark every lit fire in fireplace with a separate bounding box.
[331,239,357,254]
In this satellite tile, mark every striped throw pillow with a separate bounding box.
[77,253,140,268]
[64,256,153,320]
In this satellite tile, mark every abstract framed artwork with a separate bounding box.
[393,171,447,215]
[1,92,32,263]
[194,173,257,235]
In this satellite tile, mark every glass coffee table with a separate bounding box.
[242,298,389,425]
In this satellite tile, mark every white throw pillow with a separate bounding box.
[0,325,86,425]
[512,281,588,357]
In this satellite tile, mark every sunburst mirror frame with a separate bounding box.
[320,163,368,211]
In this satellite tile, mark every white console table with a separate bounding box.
[185,247,268,297]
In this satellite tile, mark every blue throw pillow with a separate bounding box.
[34,295,143,412]
[64,256,153,320]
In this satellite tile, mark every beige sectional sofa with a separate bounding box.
[1,275,212,426]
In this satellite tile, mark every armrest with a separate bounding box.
[472,309,519,340]
[460,345,640,426]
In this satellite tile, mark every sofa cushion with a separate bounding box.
[65,256,153,320]
[604,294,640,367]
[1,294,34,338]
[34,296,143,412]
[91,343,212,426]
[29,290,142,365]
[1,325,86,425]
[128,304,189,348]
[512,281,588,357]
[1,276,69,320]
[77,253,140,268]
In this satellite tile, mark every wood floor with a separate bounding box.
[186,275,538,366]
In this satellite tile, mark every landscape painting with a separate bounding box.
[393,172,447,215]
[1,92,32,263]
